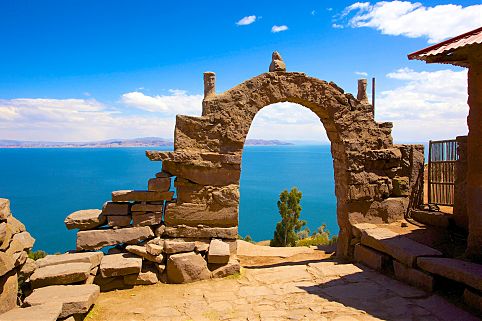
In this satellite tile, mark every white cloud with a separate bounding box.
[332,23,344,29]
[271,25,288,33]
[236,15,257,26]
[339,1,482,43]
[377,68,468,142]
[311,10,316,16]
[121,90,202,116]
[355,71,368,76]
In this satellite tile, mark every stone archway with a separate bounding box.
[147,52,424,259]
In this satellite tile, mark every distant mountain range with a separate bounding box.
[0,137,294,148]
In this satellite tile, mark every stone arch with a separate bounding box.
[147,53,424,259]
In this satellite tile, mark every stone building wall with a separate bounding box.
[454,135,468,230]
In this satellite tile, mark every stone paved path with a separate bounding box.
[86,258,479,321]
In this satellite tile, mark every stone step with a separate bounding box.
[100,253,142,278]
[30,262,91,289]
[360,226,442,266]
[64,209,105,230]
[35,252,103,269]
[0,302,62,321]
[76,226,154,250]
[417,257,482,291]
[411,209,451,228]
[24,284,100,319]
[112,190,173,202]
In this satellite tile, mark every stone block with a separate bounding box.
[131,203,164,212]
[146,243,163,256]
[393,260,433,292]
[5,231,35,256]
[208,239,230,264]
[102,202,130,216]
[354,244,387,271]
[30,262,91,289]
[392,176,410,196]
[132,212,162,227]
[100,253,142,278]
[464,288,482,313]
[0,198,10,220]
[163,240,196,254]
[351,223,378,238]
[148,177,171,192]
[417,257,482,291]
[164,202,238,227]
[19,258,37,279]
[164,225,238,239]
[125,245,164,263]
[166,252,211,284]
[0,251,15,277]
[24,284,100,318]
[124,266,158,285]
[0,303,63,321]
[210,257,241,278]
[155,171,172,178]
[411,209,450,228]
[162,160,240,186]
[361,227,442,266]
[76,226,154,250]
[93,275,129,292]
[112,190,173,202]
[107,215,131,227]
[36,252,103,269]
[64,209,105,230]
[0,222,6,247]
[0,270,18,314]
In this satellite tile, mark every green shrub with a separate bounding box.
[238,234,254,243]
[27,250,47,260]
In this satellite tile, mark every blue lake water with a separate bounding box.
[0,145,337,253]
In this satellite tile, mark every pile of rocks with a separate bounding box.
[64,170,240,290]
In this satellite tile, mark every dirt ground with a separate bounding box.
[85,241,479,321]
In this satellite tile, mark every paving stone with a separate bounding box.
[132,212,162,226]
[417,257,482,291]
[76,226,154,250]
[0,302,63,321]
[36,252,103,269]
[126,245,164,263]
[107,215,131,227]
[30,262,91,288]
[163,240,196,254]
[100,253,142,277]
[414,294,480,321]
[24,284,100,318]
[361,227,442,266]
[112,190,173,202]
[393,260,433,292]
[148,177,171,192]
[102,202,130,215]
[64,209,105,230]
[0,270,18,314]
[167,252,211,283]
[164,225,238,239]
[354,244,387,271]
[208,239,230,264]
[0,198,10,220]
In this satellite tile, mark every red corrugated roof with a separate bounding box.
[408,26,482,67]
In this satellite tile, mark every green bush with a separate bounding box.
[27,250,47,261]
[295,224,337,247]
[238,234,254,243]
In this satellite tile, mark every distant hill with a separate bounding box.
[0,137,293,148]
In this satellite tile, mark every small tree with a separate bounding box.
[270,187,306,247]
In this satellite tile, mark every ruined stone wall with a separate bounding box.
[454,135,468,230]
[147,53,424,259]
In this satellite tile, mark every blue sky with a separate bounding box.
[0,0,480,142]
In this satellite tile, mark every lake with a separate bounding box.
[0,145,337,253]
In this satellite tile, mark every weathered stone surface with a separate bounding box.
[19,258,37,279]
[107,215,131,227]
[411,209,450,228]
[163,240,196,254]
[112,190,173,202]
[361,227,442,266]
[417,257,482,291]
[269,51,286,72]
[392,176,410,196]
[162,161,240,186]
[464,288,482,313]
[351,223,378,238]
[5,231,35,256]
[102,202,130,216]
[208,239,230,264]
[125,245,164,263]
[0,251,15,277]
[210,257,241,278]
[354,244,387,271]
[164,203,238,227]
[24,284,100,318]
[167,252,211,284]
[100,253,142,277]
[131,203,163,212]
[93,275,130,292]
[0,271,18,314]
[64,209,105,230]
[0,198,10,220]
[0,303,63,321]
[124,266,158,285]
[12,251,27,267]
[36,252,103,269]
[132,212,162,226]
[30,262,91,288]
[155,171,172,178]
[0,222,6,246]
[76,226,154,250]
[146,243,163,256]
[148,177,171,192]
[164,225,238,239]
[393,260,433,292]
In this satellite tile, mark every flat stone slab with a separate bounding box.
[100,253,142,277]
[64,209,105,230]
[125,245,163,263]
[132,212,162,227]
[163,240,196,254]
[112,190,173,202]
[208,239,230,264]
[417,257,482,291]
[102,202,130,215]
[361,227,442,266]
[30,262,91,288]
[24,284,100,318]
[0,303,62,321]
[148,177,171,192]
[77,226,154,250]
[36,252,103,269]
[164,225,238,239]
[131,203,164,212]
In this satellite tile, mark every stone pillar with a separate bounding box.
[357,79,369,104]
[203,72,216,99]
[454,135,468,230]
[466,61,482,262]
